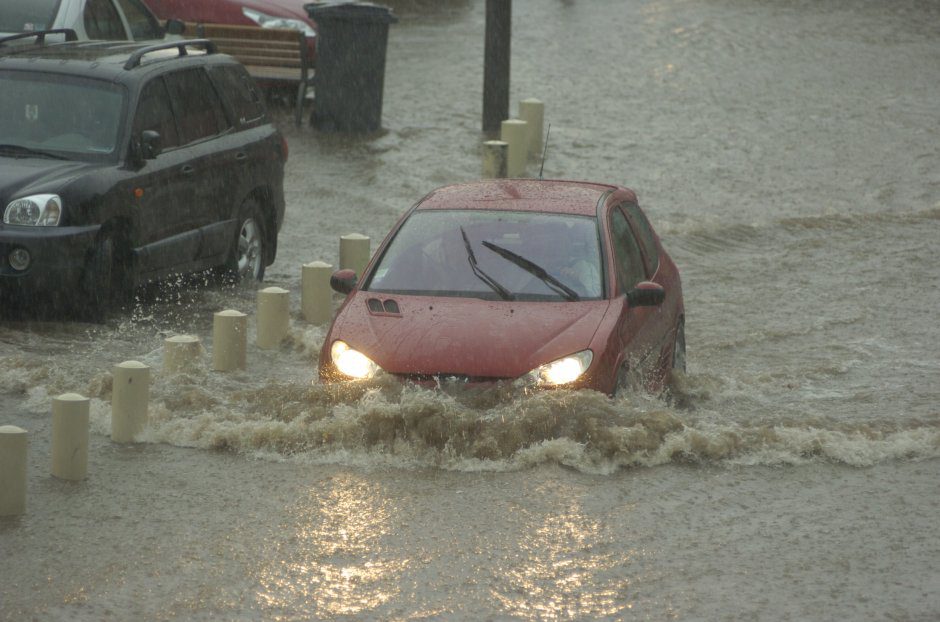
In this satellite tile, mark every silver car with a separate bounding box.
[0,0,166,41]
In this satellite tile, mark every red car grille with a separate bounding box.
[395,373,512,385]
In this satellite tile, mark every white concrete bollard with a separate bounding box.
[0,425,27,516]
[51,393,89,481]
[339,234,371,278]
[213,309,248,372]
[500,118,528,177]
[163,335,204,374]
[256,286,290,349]
[519,98,545,159]
[111,361,150,444]
[302,261,334,325]
[482,140,509,178]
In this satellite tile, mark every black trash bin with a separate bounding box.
[307,2,398,132]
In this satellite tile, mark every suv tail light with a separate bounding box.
[280,135,289,161]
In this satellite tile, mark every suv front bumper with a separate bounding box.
[0,224,101,298]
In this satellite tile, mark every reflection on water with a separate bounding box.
[493,497,640,619]
[493,505,629,619]
[255,475,407,618]
[253,473,667,619]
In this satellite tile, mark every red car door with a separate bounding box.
[608,203,665,387]
[623,202,676,373]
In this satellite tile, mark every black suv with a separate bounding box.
[0,31,286,315]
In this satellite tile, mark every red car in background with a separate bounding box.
[142,0,316,60]
[319,179,686,396]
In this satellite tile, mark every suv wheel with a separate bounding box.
[78,234,129,320]
[223,198,266,283]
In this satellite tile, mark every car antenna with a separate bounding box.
[538,123,551,180]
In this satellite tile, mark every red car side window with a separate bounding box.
[609,206,646,290]
[624,203,660,278]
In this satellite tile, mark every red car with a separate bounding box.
[142,0,316,59]
[319,179,685,396]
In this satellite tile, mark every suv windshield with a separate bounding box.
[366,210,604,301]
[0,0,60,32]
[0,70,125,157]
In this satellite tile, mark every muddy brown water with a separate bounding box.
[2,0,939,619]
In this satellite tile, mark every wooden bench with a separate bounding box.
[185,22,312,125]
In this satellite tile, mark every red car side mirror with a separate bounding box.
[626,281,665,307]
[330,269,357,295]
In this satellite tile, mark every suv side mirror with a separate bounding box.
[330,269,357,295]
[626,281,665,307]
[140,130,162,160]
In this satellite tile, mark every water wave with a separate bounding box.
[777,204,940,231]
[5,285,937,475]
[68,372,940,474]
[659,203,940,241]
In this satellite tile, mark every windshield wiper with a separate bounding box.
[0,144,68,160]
[459,227,514,301]
[482,240,580,302]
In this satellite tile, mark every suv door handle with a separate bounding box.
[235,152,247,161]
[180,165,195,175]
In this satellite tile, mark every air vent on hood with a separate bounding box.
[366,298,402,316]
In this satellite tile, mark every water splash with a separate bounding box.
[70,371,940,473]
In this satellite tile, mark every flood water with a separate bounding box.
[2,0,939,619]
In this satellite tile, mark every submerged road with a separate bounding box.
[2,0,939,619]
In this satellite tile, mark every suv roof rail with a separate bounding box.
[0,29,79,48]
[123,38,216,70]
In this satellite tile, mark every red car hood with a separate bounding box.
[331,294,612,379]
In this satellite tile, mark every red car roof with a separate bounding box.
[416,179,632,216]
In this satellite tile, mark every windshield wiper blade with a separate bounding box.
[0,144,68,160]
[459,226,514,301]
[482,240,580,302]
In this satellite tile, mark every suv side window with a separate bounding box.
[84,0,126,40]
[114,0,162,40]
[610,206,646,290]
[163,68,231,145]
[208,65,265,127]
[624,203,660,277]
[133,77,179,149]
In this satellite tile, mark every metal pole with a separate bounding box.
[483,0,511,132]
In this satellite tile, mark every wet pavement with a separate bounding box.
[2,0,940,619]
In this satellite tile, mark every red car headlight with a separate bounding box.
[527,350,594,386]
[330,340,380,380]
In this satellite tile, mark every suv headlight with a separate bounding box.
[3,194,61,226]
[526,350,594,386]
[242,8,316,38]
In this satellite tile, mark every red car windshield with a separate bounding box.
[366,210,604,301]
